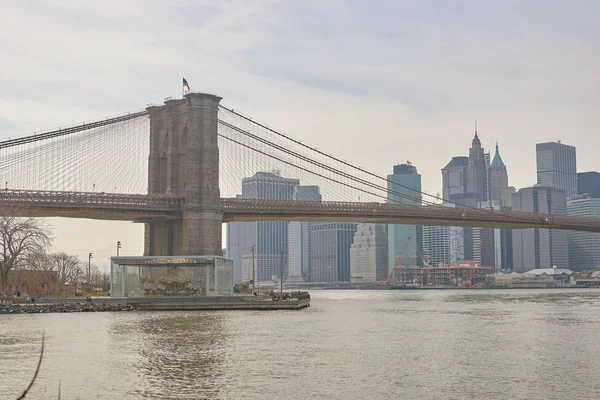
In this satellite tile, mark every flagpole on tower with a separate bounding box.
[182,77,190,98]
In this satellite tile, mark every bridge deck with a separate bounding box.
[1,190,600,232]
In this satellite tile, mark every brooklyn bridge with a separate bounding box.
[1,92,599,257]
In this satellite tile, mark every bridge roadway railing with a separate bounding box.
[220,198,600,232]
[0,189,183,212]
[2,191,600,232]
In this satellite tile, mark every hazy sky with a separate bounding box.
[1,0,599,270]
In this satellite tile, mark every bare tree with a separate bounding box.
[25,251,52,271]
[0,215,52,295]
[88,264,110,293]
[48,252,84,286]
[100,272,111,292]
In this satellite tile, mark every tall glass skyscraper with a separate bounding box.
[577,171,600,198]
[567,195,600,271]
[229,171,300,282]
[310,223,357,282]
[387,163,421,269]
[511,186,568,272]
[287,185,321,282]
[536,141,577,197]
[226,196,244,284]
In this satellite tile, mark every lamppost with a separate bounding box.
[280,251,284,294]
[88,252,93,290]
[117,241,121,256]
[251,244,256,295]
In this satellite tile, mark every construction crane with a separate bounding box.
[386,236,412,284]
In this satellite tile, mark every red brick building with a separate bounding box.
[1,270,59,298]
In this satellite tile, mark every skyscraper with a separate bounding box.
[442,156,469,202]
[350,224,388,282]
[486,143,514,271]
[511,186,568,272]
[577,171,600,198]
[310,223,357,282]
[422,225,465,266]
[489,142,514,206]
[442,154,474,261]
[387,163,421,270]
[467,131,488,202]
[536,141,577,197]
[287,185,321,282]
[238,171,299,282]
[421,203,465,266]
[227,229,243,283]
[567,195,600,271]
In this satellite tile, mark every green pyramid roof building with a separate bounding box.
[490,142,505,168]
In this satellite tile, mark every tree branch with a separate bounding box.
[16,332,45,400]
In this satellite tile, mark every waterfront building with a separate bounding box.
[350,224,388,282]
[310,223,357,282]
[0,270,60,298]
[536,141,577,197]
[473,226,495,268]
[227,222,243,284]
[387,163,422,269]
[421,204,465,266]
[511,186,568,272]
[237,171,299,282]
[577,171,600,198]
[567,195,600,271]
[288,186,322,282]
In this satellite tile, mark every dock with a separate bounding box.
[35,292,311,311]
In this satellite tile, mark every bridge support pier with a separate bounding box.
[145,92,223,256]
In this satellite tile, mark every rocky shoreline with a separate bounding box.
[0,303,138,314]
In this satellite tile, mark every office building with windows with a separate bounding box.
[567,195,600,271]
[350,224,388,282]
[577,171,600,198]
[310,223,357,282]
[287,185,322,282]
[511,186,568,272]
[231,171,299,282]
[387,163,421,269]
[536,141,577,197]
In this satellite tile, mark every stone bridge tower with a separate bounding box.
[144,92,222,256]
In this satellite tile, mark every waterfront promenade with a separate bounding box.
[1,292,311,313]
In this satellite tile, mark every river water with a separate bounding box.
[1,289,600,399]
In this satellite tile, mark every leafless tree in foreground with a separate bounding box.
[0,214,52,295]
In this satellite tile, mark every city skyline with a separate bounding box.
[2,2,600,269]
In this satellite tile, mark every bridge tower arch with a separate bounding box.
[144,93,223,256]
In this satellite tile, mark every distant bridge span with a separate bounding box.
[2,190,600,233]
